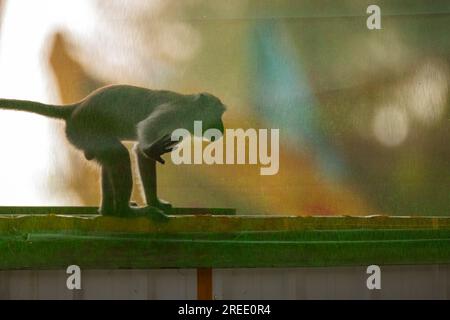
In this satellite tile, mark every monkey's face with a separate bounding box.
[196,92,226,141]
[207,117,224,142]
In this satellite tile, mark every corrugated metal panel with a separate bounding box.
[0,265,449,299]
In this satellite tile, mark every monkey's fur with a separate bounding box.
[0,85,226,218]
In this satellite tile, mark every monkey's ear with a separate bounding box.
[195,92,207,102]
[196,93,212,110]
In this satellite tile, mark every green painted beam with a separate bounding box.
[0,212,450,269]
[1,213,450,234]
[0,206,236,216]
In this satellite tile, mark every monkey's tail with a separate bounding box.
[0,98,76,120]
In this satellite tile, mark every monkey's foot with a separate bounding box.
[144,206,170,223]
[99,206,169,222]
[150,198,172,213]
[123,206,169,222]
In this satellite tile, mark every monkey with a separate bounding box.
[0,84,226,219]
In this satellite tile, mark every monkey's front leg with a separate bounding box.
[136,147,172,212]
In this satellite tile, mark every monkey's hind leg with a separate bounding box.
[136,146,172,213]
[99,166,115,215]
[99,165,138,213]
[94,140,165,219]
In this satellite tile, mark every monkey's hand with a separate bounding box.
[143,134,182,164]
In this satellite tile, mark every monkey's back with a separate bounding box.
[66,85,184,143]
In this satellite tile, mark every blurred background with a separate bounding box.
[0,0,448,216]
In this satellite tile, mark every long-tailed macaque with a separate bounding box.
[0,85,226,218]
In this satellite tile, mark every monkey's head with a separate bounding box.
[195,92,226,141]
